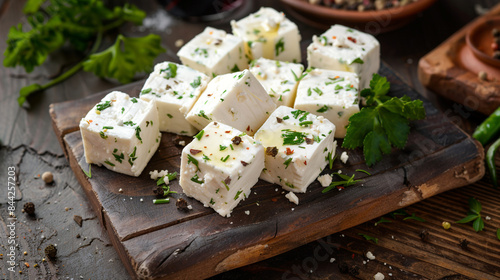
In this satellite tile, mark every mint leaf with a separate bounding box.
[343,107,377,149]
[379,108,410,149]
[455,214,479,224]
[469,197,482,215]
[363,127,391,166]
[83,34,165,84]
[473,216,484,232]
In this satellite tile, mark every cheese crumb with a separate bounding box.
[179,140,186,146]
[374,272,385,280]
[187,205,193,210]
[245,210,250,215]
[317,174,332,187]
[285,192,299,205]
[366,251,376,260]
[485,216,491,221]
[149,170,169,180]
[329,258,335,263]
[340,151,348,164]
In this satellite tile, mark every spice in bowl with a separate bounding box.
[308,0,420,11]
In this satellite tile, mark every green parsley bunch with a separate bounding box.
[4,0,165,106]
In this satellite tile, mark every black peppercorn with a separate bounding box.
[23,202,35,216]
[154,186,166,198]
[459,239,470,249]
[176,198,189,211]
[419,229,429,241]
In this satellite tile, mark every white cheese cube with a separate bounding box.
[140,62,209,136]
[307,24,380,89]
[186,69,276,136]
[294,69,360,138]
[79,91,161,177]
[177,27,247,78]
[249,58,304,107]
[254,106,336,193]
[179,122,264,217]
[231,7,301,63]
[285,191,299,205]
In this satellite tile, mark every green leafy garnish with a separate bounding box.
[350,58,364,65]
[84,34,164,84]
[275,37,284,56]
[221,155,230,162]
[153,198,170,204]
[455,197,485,232]
[220,145,227,151]
[284,158,292,169]
[191,174,204,184]
[342,74,426,166]
[282,130,307,145]
[322,173,362,193]
[96,101,112,111]
[82,164,92,178]
[160,63,177,79]
[190,76,201,88]
[356,169,371,175]
[135,126,142,142]
[123,121,136,126]
[403,213,426,222]
[187,154,199,171]
[194,130,204,141]
[375,217,392,226]
[358,233,378,244]
[317,105,329,113]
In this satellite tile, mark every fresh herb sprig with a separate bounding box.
[455,197,485,232]
[342,74,426,166]
[322,172,363,193]
[5,0,165,106]
[358,233,378,244]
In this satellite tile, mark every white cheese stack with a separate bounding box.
[249,57,304,107]
[179,122,264,217]
[231,7,301,63]
[177,27,247,78]
[79,91,161,177]
[307,24,380,90]
[140,62,209,136]
[294,69,360,138]
[254,106,336,193]
[186,69,276,136]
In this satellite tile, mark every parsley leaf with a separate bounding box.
[455,197,485,232]
[160,63,177,79]
[84,34,164,84]
[342,74,426,166]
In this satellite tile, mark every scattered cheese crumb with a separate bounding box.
[118,188,123,193]
[485,216,491,221]
[329,258,335,263]
[374,272,385,280]
[317,174,332,187]
[291,208,294,211]
[244,210,250,215]
[179,140,186,146]
[388,273,392,277]
[275,188,278,192]
[337,170,342,174]
[366,251,376,260]
[285,191,299,205]
[363,261,367,265]
[187,205,193,210]
[140,198,144,202]
[340,151,349,163]
[175,39,184,48]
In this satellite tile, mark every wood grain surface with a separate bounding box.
[2,0,500,279]
[50,63,485,279]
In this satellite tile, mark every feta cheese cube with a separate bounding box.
[179,122,264,217]
[231,7,301,63]
[177,27,247,78]
[186,69,276,136]
[140,62,209,136]
[285,191,299,205]
[79,91,161,177]
[254,106,336,193]
[249,57,304,107]
[307,24,380,89]
[294,69,360,138]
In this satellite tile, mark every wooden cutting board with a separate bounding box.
[50,63,484,280]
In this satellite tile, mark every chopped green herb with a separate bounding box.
[160,63,177,79]
[220,145,227,151]
[231,64,240,72]
[190,76,201,88]
[198,110,211,120]
[191,174,204,184]
[210,198,215,205]
[356,169,371,175]
[307,88,312,96]
[282,130,307,145]
[285,182,295,189]
[234,190,243,200]
[167,114,173,119]
[131,97,138,103]
[283,115,290,120]
[153,198,170,204]
[275,37,285,56]
[96,101,112,111]
[313,87,323,96]
[128,146,137,166]
[203,154,211,162]
[334,84,343,90]
[103,126,113,129]
[284,158,292,169]
[299,121,313,127]
[141,88,152,94]
[123,121,136,126]
[350,58,364,65]
[317,105,329,113]
[221,155,230,162]
[167,172,178,181]
[82,164,92,178]
[403,213,426,222]
[99,131,108,139]
[358,233,378,244]
[375,217,392,226]
[187,154,200,171]
[135,126,142,142]
[291,69,307,82]
[230,144,234,150]
[322,172,361,193]
[104,160,115,166]
[194,47,208,58]
[194,130,204,141]
[112,152,124,163]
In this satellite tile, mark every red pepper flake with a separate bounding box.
[352,253,355,259]
[350,84,354,88]
[347,37,357,43]
[332,36,337,39]
[304,161,307,165]
[241,161,249,166]
[246,125,250,131]
[25,262,29,268]
[225,130,231,133]
[271,197,278,202]
[209,31,213,35]
[338,186,345,190]
[246,147,249,150]
[204,146,207,149]
[334,76,339,79]
[285,147,294,155]
[207,94,213,97]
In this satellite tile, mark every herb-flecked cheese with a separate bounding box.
[249,57,304,107]
[186,69,276,136]
[177,27,247,78]
[231,7,302,63]
[254,106,336,193]
[294,69,360,138]
[179,122,264,217]
[307,24,380,90]
[140,62,209,136]
[79,91,161,177]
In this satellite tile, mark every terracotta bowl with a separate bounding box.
[280,0,438,33]
[466,16,500,68]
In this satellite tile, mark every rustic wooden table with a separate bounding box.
[1,0,499,279]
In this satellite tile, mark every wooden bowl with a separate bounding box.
[280,0,438,33]
[466,16,500,68]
